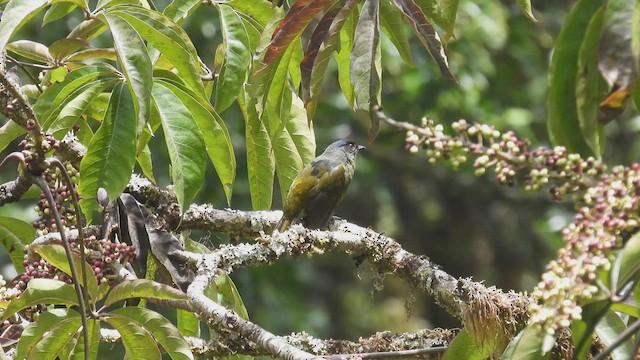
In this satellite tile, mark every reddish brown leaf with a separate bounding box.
[300,1,345,104]
[263,0,333,64]
[392,0,457,82]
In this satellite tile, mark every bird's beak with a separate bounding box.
[357,145,366,151]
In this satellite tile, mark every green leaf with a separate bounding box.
[151,82,207,213]
[571,300,611,360]
[612,231,640,293]
[350,0,381,141]
[43,3,78,26]
[79,82,137,217]
[68,18,109,40]
[48,38,90,60]
[104,279,187,307]
[2,279,78,320]
[516,0,537,22]
[501,324,550,360]
[287,95,316,165]
[610,301,640,318]
[47,78,117,139]
[163,0,202,24]
[215,4,252,112]
[0,216,35,273]
[177,309,200,338]
[380,0,414,67]
[547,0,606,157]
[63,318,100,360]
[103,313,162,360]
[31,244,99,301]
[335,9,357,107]
[575,6,606,157]
[108,5,205,95]
[6,40,52,63]
[442,328,491,360]
[65,48,117,62]
[238,92,275,210]
[226,0,276,26]
[109,307,194,360]
[0,0,49,54]
[155,79,236,205]
[100,11,152,131]
[14,308,81,360]
[0,120,27,153]
[594,310,634,360]
[206,273,249,320]
[136,144,156,183]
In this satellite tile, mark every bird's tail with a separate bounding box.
[276,216,290,232]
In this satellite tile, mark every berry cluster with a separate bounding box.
[31,164,80,235]
[530,164,640,334]
[403,118,606,199]
[84,236,138,286]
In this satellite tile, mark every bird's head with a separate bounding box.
[324,139,366,159]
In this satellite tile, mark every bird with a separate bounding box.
[277,139,365,231]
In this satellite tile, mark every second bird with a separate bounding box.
[277,139,366,231]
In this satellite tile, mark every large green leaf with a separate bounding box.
[0,0,49,54]
[547,0,606,157]
[99,11,152,131]
[0,120,27,153]
[226,0,276,26]
[14,308,81,360]
[594,310,634,360]
[350,0,381,140]
[501,324,551,360]
[215,4,252,112]
[575,6,606,157]
[238,92,274,210]
[79,82,137,217]
[517,0,537,22]
[0,216,35,273]
[109,307,194,360]
[611,231,640,293]
[379,0,413,66]
[151,82,206,213]
[155,79,236,204]
[163,0,201,23]
[2,279,78,320]
[335,8,357,107]
[103,313,162,359]
[104,279,187,307]
[442,328,491,360]
[6,40,52,63]
[31,244,98,301]
[108,5,204,95]
[571,300,611,360]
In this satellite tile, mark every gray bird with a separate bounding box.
[277,139,365,231]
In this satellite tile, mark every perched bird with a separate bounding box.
[277,139,366,231]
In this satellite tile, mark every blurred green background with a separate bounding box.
[2,0,640,343]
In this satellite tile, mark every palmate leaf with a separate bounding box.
[350,0,381,141]
[151,82,206,213]
[108,307,193,360]
[547,0,606,157]
[107,5,205,96]
[155,79,236,204]
[215,4,253,112]
[14,308,81,360]
[0,217,35,273]
[103,313,162,360]
[79,82,137,217]
[99,11,152,131]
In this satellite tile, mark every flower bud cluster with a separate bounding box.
[530,164,640,334]
[404,119,605,199]
[31,163,80,235]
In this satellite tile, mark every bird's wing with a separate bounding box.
[302,160,349,229]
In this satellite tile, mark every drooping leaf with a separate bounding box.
[611,231,640,293]
[108,5,205,95]
[155,79,236,205]
[104,279,187,307]
[65,48,117,62]
[0,0,49,54]
[205,272,249,320]
[594,309,634,360]
[48,38,90,60]
[238,92,275,210]
[0,217,35,273]
[547,0,606,157]
[263,0,336,65]
[226,0,276,26]
[0,120,27,152]
[14,308,81,360]
[335,8,357,107]
[79,82,137,217]
[215,4,253,112]
[99,11,152,130]
[287,95,316,165]
[300,0,355,118]
[163,0,201,23]
[575,6,606,157]
[31,244,99,301]
[42,2,78,26]
[103,313,162,359]
[109,307,194,360]
[63,318,100,360]
[68,18,108,40]
[379,0,414,66]
[136,144,156,183]
[571,300,611,360]
[151,82,207,213]
[350,0,381,141]
[392,0,457,82]
[2,279,78,320]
